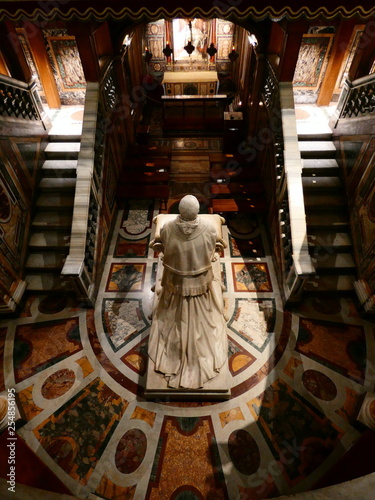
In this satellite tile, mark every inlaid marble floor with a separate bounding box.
[1,201,374,499]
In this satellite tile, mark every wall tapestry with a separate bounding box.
[44,28,86,105]
[293,33,333,103]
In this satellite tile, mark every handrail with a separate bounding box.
[262,62,315,304]
[279,82,316,303]
[60,82,100,303]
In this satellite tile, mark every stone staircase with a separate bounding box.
[24,135,80,292]
[298,133,357,295]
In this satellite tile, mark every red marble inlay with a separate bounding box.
[41,369,76,399]
[146,416,228,499]
[14,318,82,383]
[302,370,337,401]
[115,429,147,474]
[228,429,260,475]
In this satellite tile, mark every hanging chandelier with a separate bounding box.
[184,20,195,55]
[184,40,195,55]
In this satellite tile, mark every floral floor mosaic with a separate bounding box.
[1,201,374,499]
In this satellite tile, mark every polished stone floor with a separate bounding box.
[1,199,374,500]
[1,104,374,499]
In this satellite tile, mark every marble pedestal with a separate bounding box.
[144,359,231,401]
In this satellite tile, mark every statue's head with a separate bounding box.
[178,195,200,221]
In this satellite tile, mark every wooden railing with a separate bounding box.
[329,73,375,130]
[263,63,315,304]
[338,73,375,119]
[0,74,50,129]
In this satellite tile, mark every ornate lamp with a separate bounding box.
[184,20,195,56]
[184,41,195,55]
[228,46,239,62]
[163,42,173,59]
[207,43,217,58]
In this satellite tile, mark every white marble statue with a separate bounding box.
[148,195,228,389]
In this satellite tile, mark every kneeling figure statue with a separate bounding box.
[148,195,228,389]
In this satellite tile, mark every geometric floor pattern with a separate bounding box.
[1,200,374,499]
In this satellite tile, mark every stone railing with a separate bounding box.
[60,82,101,303]
[263,63,315,304]
[278,82,316,304]
[279,82,316,303]
[61,60,123,304]
[0,74,50,129]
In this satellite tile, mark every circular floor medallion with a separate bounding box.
[41,369,76,399]
[38,294,68,315]
[302,370,337,401]
[228,429,260,475]
[115,429,147,474]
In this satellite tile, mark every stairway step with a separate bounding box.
[299,141,336,159]
[307,231,352,249]
[44,142,80,159]
[48,134,81,142]
[29,231,70,249]
[306,210,349,229]
[304,193,346,208]
[41,160,77,178]
[39,178,76,191]
[312,253,356,273]
[35,193,74,210]
[302,176,342,191]
[32,211,72,230]
[305,274,355,292]
[298,133,333,141]
[302,158,339,176]
[25,273,72,292]
[25,252,66,271]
